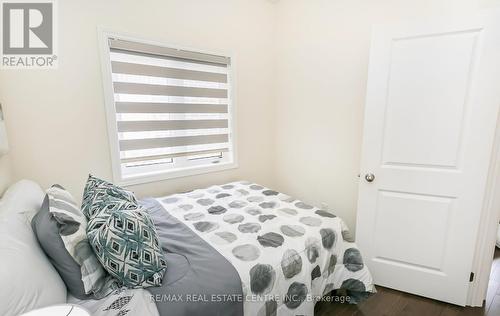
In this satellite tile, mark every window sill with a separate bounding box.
[116,161,238,187]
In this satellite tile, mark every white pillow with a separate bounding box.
[0,180,67,316]
[0,180,45,218]
[496,224,500,248]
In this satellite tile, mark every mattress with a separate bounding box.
[150,181,375,316]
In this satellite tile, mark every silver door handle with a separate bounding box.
[365,173,375,182]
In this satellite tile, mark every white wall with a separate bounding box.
[272,0,500,232]
[1,0,499,230]
[0,0,277,200]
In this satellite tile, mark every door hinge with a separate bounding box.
[469,272,475,282]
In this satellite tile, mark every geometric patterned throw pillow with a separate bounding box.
[82,174,138,219]
[87,207,167,288]
[81,175,139,233]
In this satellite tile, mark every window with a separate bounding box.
[100,33,236,185]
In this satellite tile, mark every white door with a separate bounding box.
[356,12,500,306]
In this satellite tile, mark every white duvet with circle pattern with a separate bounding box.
[158,181,376,316]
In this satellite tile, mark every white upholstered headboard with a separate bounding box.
[0,104,8,156]
[0,180,45,217]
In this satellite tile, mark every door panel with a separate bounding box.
[382,31,479,168]
[356,13,500,306]
[373,190,453,270]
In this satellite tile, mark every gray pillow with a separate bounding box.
[32,185,116,299]
[32,194,89,299]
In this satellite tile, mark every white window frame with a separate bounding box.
[98,29,238,186]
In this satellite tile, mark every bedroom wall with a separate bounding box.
[1,0,499,225]
[0,0,277,200]
[272,0,500,232]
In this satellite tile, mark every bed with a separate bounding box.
[143,181,376,316]
[1,180,375,316]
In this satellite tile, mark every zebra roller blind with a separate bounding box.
[106,38,234,179]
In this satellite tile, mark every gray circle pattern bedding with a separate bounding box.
[157,181,376,316]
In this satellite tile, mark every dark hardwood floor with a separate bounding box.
[315,248,500,316]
